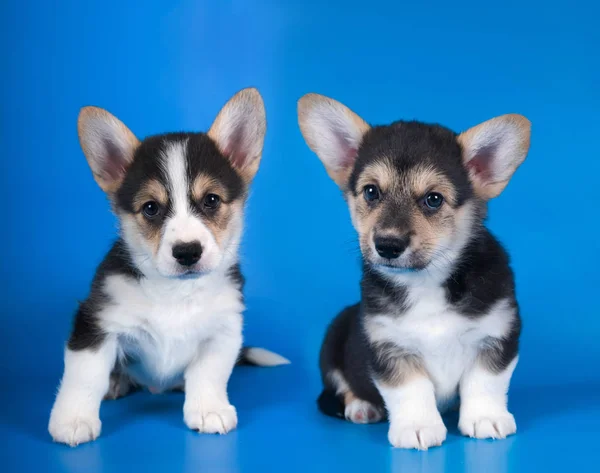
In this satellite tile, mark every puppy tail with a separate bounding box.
[317,389,345,420]
[237,347,291,367]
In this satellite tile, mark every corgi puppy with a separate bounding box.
[49,88,289,447]
[298,93,530,450]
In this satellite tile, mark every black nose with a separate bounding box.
[374,235,410,260]
[172,242,202,267]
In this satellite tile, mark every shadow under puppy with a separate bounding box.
[49,88,289,447]
[298,94,530,449]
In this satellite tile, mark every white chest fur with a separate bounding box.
[98,270,244,387]
[366,284,513,404]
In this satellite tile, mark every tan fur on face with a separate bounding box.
[407,166,459,257]
[121,175,246,260]
[348,193,385,255]
[405,165,458,207]
[125,180,170,255]
[132,179,168,211]
[120,213,163,256]
[202,201,243,247]
[350,159,397,240]
[355,160,396,195]
[409,205,454,258]
[191,174,230,203]
[349,160,466,266]
[191,174,244,248]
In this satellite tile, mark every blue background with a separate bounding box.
[1,0,599,472]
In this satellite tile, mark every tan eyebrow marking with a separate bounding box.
[356,160,396,194]
[406,165,457,206]
[133,179,168,212]
[191,174,230,202]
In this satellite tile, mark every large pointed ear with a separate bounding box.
[207,88,266,182]
[78,107,140,194]
[458,114,531,200]
[297,93,370,189]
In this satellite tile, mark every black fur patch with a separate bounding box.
[68,239,141,351]
[361,264,409,314]
[184,133,245,202]
[226,263,245,291]
[116,132,246,217]
[348,121,473,206]
[443,227,521,373]
[116,135,169,214]
[480,316,521,373]
[319,304,385,410]
[317,389,346,419]
[444,227,516,317]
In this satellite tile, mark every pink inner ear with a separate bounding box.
[335,130,359,169]
[223,127,251,169]
[102,139,128,181]
[466,145,494,182]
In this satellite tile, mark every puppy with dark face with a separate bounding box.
[49,89,289,447]
[298,94,530,449]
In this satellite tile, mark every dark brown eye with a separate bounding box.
[363,185,381,202]
[424,192,444,210]
[142,201,160,218]
[203,193,221,210]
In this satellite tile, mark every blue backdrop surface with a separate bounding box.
[1,1,599,472]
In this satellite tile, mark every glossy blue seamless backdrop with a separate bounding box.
[1,1,599,472]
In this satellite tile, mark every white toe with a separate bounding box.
[459,412,516,439]
[388,421,447,450]
[345,399,384,424]
[184,403,238,434]
[49,415,102,447]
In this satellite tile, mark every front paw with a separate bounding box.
[459,411,516,439]
[388,419,447,450]
[184,402,238,434]
[48,412,101,447]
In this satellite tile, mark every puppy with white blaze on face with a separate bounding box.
[298,93,530,450]
[48,88,290,447]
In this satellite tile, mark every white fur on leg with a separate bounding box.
[48,339,117,446]
[459,357,518,439]
[377,377,447,450]
[183,315,242,434]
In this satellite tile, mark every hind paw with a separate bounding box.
[345,399,384,424]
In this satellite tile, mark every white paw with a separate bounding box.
[345,399,384,424]
[184,403,238,434]
[459,412,516,439]
[48,413,101,447]
[388,420,447,450]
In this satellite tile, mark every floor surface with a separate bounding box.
[3,368,599,473]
